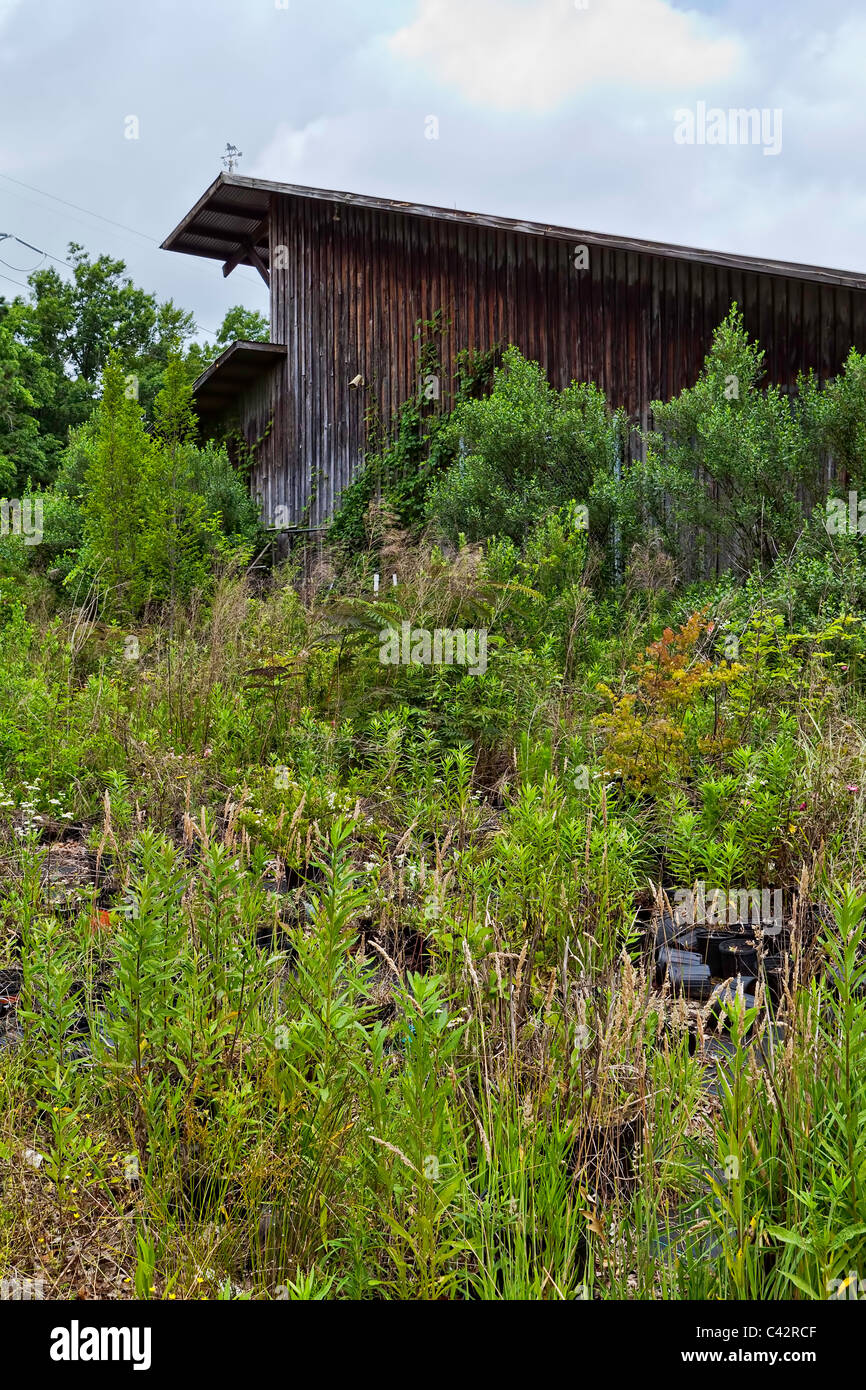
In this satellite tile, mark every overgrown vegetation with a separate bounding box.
[1,265,865,1301]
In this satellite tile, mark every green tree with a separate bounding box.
[10,245,197,476]
[139,355,212,604]
[819,347,866,491]
[76,353,153,609]
[70,354,261,612]
[618,306,826,573]
[0,306,50,489]
[214,305,269,351]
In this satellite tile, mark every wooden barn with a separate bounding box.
[162,173,866,532]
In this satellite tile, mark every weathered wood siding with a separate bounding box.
[253,191,866,528]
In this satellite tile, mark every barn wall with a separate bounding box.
[258,192,866,528]
[218,363,288,528]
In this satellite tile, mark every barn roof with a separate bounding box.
[162,172,866,292]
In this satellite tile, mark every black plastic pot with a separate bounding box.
[656,945,702,982]
[712,977,756,1009]
[657,949,713,999]
[670,963,714,999]
[718,939,759,978]
[655,914,698,951]
[762,956,786,1006]
[695,929,741,976]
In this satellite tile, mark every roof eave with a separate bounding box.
[161,172,866,292]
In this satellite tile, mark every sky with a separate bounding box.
[1,0,864,344]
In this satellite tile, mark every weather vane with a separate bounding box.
[221,143,243,174]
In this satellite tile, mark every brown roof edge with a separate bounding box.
[162,172,866,292]
[192,339,287,414]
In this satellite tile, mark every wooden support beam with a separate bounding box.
[246,242,271,288]
[222,219,270,284]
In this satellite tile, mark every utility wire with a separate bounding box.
[0,229,220,338]
[0,172,164,243]
[0,233,47,273]
[0,170,264,292]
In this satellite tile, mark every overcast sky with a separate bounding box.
[1,0,864,344]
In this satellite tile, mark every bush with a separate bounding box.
[65,354,263,613]
[615,307,827,573]
[425,346,623,545]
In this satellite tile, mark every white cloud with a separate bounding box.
[0,0,22,30]
[387,0,743,113]
[254,117,335,181]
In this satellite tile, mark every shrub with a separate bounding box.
[617,307,827,572]
[66,355,262,613]
[594,611,742,791]
[425,347,623,545]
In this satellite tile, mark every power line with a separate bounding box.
[0,254,45,272]
[0,233,47,274]
[0,172,161,243]
[0,170,264,291]
[0,269,28,289]
[0,170,261,334]
[0,229,220,338]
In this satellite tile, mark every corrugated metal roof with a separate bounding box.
[161,172,866,290]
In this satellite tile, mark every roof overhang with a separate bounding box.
[161,176,272,284]
[162,172,866,291]
[192,339,287,417]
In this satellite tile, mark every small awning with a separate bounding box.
[192,340,287,417]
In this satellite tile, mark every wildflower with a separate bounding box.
[847,784,860,793]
